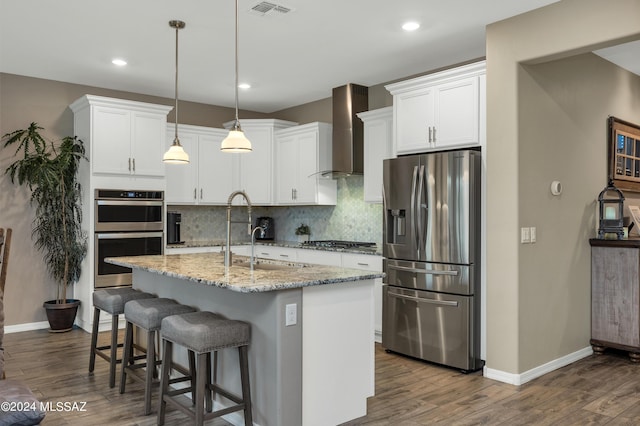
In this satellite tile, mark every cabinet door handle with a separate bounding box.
[428,126,432,143]
[132,158,136,172]
[128,158,132,171]
[200,189,203,199]
[432,126,436,143]
[357,262,370,267]
[194,188,197,200]
[291,188,294,200]
[279,254,289,258]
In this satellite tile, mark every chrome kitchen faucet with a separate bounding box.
[225,190,252,270]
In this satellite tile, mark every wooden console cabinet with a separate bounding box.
[590,238,640,361]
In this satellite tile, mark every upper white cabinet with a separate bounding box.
[165,124,232,204]
[357,107,393,204]
[386,61,486,155]
[70,95,172,177]
[275,122,337,205]
[224,119,297,206]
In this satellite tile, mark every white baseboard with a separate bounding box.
[484,346,593,385]
[5,321,50,334]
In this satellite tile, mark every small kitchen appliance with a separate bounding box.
[255,217,275,240]
[167,211,182,244]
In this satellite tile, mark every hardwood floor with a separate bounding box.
[4,327,640,425]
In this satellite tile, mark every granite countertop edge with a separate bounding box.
[107,253,383,293]
[167,240,382,256]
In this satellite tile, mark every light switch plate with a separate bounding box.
[521,227,531,244]
[530,227,537,243]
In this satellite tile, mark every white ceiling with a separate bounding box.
[4,0,616,114]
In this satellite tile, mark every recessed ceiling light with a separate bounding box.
[238,83,251,90]
[112,58,127,66]
[402,22,420,32]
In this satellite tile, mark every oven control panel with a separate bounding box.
[95,189,164,200]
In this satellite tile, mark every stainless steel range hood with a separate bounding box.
[321,84,369,178]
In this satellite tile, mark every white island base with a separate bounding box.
[131,269,374,426]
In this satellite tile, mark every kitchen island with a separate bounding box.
[107,252,381,426]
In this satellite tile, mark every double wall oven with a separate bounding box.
[94,189,164,288]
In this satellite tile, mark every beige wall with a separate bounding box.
[486,0,640,374]
[0,73,268,326]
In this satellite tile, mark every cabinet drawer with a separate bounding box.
[254,246,297,261]
[342,253,382,272]
[297,249,342,267]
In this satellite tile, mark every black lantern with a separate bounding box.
[597,179,625,239]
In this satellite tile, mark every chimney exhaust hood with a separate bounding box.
[321,83,369,178]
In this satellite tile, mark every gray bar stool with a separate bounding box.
[89,288,156,388]
[157,311,252,426]
[119,297,196,415]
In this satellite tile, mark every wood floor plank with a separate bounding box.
[5,328,640,425]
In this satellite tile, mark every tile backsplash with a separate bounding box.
[169,176,383,247]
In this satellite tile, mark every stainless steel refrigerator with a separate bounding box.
[382,149,483,372]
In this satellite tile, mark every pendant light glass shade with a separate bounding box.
[221,0,252,152]
[221,127,252,152]
[163,139,190,163]
[163,20,190,164]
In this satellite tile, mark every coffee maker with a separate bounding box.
[255,217,275,240]
[167,212,183,244]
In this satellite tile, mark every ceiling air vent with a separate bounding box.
[249,1,292,16]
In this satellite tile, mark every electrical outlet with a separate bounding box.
[530,227,537,243]
[521,227,531,244]
[285,303,297,326]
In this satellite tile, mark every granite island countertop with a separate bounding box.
[167,239,382,256]
[106,252,383,293]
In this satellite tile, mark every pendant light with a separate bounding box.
[163,20,190,164]
[221,0,252,153]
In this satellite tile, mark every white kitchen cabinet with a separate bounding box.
[341,253,384,343]
[357,107,393,203]
[165,124,232,204]
[224,119,297,205]
[275,122,337,205]
[296,249,342,267]
[386,61,486,155]
[252,246,298,262]
[70,95,172,177]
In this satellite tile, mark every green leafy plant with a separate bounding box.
[295,223,310,235]
[2,122,87,304]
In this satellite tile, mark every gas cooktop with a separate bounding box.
[302,240,377,249]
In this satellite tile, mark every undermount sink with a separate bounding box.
[232,258,308,271]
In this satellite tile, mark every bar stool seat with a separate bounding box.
[120,297,196,415]
[158,311,253,426]
[89,288,155,388]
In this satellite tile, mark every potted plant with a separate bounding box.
[2,122,87,332]
[295,223,311,243]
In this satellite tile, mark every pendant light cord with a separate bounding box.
[174,21,180,141]
[234,0,240,130]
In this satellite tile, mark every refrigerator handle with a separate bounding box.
[410,165,419,251]
[388,291,459,307]
[388,264,459,276]
[416,165,425,251]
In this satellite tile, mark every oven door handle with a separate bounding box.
[97,232,163,239]
[388,264,459,276]
[389,291,459,307]
[96,200,164,206]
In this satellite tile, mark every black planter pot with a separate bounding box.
[43,299,80,333]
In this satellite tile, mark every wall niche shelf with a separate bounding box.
[609,116,640,192]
